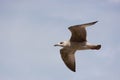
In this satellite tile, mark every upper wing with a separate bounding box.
[60,48,76,72]
[68,21,98,42]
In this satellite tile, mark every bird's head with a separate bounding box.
[54,41,69,47]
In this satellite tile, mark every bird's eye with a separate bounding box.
[60,42,63,44]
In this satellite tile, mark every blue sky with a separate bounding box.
[0,0,120,80]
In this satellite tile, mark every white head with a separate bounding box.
[54,41,69,47]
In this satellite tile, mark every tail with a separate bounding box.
[91,45,101,50]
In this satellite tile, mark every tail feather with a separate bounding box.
[91,45,101,50]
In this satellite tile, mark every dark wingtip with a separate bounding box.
[92,21,98,24]
[73,68,76,72]
[71,69,76,72]
[71,65,76,72]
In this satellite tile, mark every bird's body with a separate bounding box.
[54,21,101,72]
[61,41,100,50]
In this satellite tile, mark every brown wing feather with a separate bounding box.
[60,48,76,72]
[69,26,86,42]
[68,21,98,42]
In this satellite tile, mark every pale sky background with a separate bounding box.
[0,0,120,80]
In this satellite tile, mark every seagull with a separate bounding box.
[54,21,101,72]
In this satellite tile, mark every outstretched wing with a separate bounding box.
[60,48,76,72]
[68,21,98,42]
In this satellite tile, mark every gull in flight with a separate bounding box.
[54,21,101,72]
